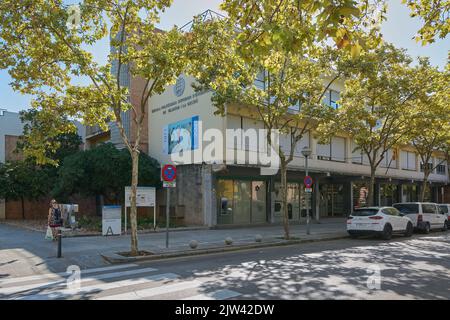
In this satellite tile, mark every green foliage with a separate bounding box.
[52,143,160,203]
[402,0,450,44]
[0,160,53,202]
[17,108,82,165]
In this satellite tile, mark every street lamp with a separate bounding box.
[301,146,312,235]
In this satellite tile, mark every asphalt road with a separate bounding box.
[1,231,449,300]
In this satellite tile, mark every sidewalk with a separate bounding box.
[0,220,347,276]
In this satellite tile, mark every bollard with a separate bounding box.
[57,228,62,258]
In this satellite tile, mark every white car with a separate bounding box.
[347,207,414,240]
[438,204,450,225]
[392,202,448,233]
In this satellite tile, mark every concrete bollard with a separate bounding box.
[255,234,263,242]
[225,237,233,245]
[189,240,198,249]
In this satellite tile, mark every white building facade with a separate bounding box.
[147,76,449,227]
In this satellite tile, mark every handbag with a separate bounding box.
[45,226,53,240]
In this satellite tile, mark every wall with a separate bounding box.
[0,110,23,163]
[5,195,97,220]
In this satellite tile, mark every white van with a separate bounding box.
[392,202,448,233]
[438,204,450,222]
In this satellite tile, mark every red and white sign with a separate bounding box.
[161,164,176,182]
[304,175,313,188]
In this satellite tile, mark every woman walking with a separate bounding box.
[48,199,62,241]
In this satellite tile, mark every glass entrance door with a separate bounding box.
[251,181,266,223]
[320,184,345,217]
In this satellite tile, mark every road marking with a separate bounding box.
[95,280,203,300]
[0,266,158,296]
[16,273,179,300]
[184,289,241,300]
[0,263,138,285]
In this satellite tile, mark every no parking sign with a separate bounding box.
[162,164,176,188]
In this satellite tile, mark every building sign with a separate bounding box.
[173,76,185,97]
[163,116,199,154]
[124,186,156,207]
[102,205,121,236]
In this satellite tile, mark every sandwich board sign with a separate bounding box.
[102,205,121,236]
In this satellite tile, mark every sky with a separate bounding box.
[0,0,449,113]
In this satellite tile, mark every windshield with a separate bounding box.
[393,204,419,214]
[351,209,379,216]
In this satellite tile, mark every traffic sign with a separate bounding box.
[304,175,313,188]
[163,181,176,188]
[161,164,176,182]
[305,187,312,193]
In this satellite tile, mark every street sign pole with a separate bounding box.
[166,188,170,248]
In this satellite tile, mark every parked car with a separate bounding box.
[392,202,448,233]
[347,207,414,240]
[438,204,450,224]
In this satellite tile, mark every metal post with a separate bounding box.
[57,228,62,258]
[124,206,127,235]
[305,156,310,235]
[153,206,156,230]
[166,188,170,248]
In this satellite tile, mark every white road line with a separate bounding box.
[183,289,241,300]
[0,266,158,296]
[95,280,203,300]
[0,264,138,285]
[17,273,179,300]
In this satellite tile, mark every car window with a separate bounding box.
[381,209,391,215]
[439,205,449,214]
[352,209,379,216]
[389,208,400,216]
[393,204,419,214]
[422,204,437,214]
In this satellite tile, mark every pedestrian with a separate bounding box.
[48,199,62,241]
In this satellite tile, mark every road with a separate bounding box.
[1,232,449,300]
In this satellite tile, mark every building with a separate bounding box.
[147,75,449,227]
[0,109,25,219]
[84,32,149,153]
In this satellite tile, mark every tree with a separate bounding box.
[405,58,450,201]
[187,0,385,239]
[0,160,53,219]
[53,143,160,203]
[318,43,416,206]
[0,1,187,255]
[17,108,82,165]
[402,0,450,44]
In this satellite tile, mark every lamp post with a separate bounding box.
[302,146,312,235]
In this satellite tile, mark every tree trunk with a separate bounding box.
[21,196,25,220]
[280,161,290,239]
[420,171,430,202]
[129,150,140,256]
[367,167,376,206]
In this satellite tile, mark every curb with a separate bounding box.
[101,233,349,264]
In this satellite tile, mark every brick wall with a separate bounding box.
[129,75,149,154]
[5,195,97,220]
[4,135,23,161]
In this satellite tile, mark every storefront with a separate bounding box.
[217,178,267,225]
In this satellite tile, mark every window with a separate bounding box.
[351,141,369,165]
[420,160,433,172]
[439,205,448,214]
[401,151,416,170]
[317,136,346,162]
[436,159,447,175]
[381,149,397,169]
[393,203,419,214]
[422,204,437,214]
[352,208,378,216]
[323,89,340,109]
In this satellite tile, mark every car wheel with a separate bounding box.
[381,224,392,240]
[404,222,413,237]
[423,223,431,234]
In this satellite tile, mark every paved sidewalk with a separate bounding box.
[0,219,347,277]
